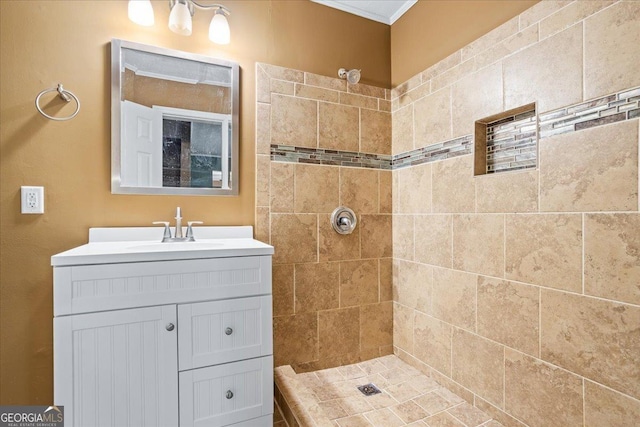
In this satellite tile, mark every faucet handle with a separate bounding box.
[185,221,203,241]
[152,221,172,242]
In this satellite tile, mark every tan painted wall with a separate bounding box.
[0,0,389,404]
[390,0,538,86]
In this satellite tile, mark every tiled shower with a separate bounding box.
[258,1,640,426]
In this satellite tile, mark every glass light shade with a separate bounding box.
[209,11,230,45]
[128,0,154,26]
[168,2,192,36]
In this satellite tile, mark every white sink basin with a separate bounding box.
[51,226,274,266]
[127,242,224,251]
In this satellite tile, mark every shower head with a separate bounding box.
[338,68,361,84]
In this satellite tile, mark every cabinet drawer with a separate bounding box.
[54,256,271,315]
[179,356,273,427]
[178,296,272,370]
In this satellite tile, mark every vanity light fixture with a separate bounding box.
[127,0,231,45]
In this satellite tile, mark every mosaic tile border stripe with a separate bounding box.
[486,109,537,174]
[539,86,640,139]
[269,87,640,171]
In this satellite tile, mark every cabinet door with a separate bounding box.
[178,296,272,370]
[54,305,178,427]
[179,356,273,427]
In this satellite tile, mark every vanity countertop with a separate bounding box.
[51,226,273,267]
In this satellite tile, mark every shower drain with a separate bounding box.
[357,383,381,396]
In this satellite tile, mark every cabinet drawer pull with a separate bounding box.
[226,390,234,399]
[166,323,175,331]
[225,327,233,335]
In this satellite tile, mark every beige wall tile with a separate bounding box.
[539,120,638,212]
[349,83,386,99]
[256,154,270,207]
[519,1,572,30]
[340,92,378,110]
[505,349,583,427]
[393,259,432,313]
[452,329,504,407]
[432,268,476,332]
[274,313,318,366]
[318,307,360,358]
[360,301,393,350]
[361,109,391,155]
[392,74,423,99]
[340,259,378,307]
[393,302,414,353]
[379,99,391,112]
[295,164,339,213]
[474,396,529,427]
[414,88,452,148]
[360,214,392,259]
[584,380,640,427]
[295,84,339,103]
[461,16,519,61]
[271,214,318,264]
[255,207,270,244]
[256,64,271,103]
[503,24,582,112]
[414,215,452,268]
[318,307,361,359]
[585,213,640,305]
[421,51,462,81]
[505,214,582,292]
[392,105,414,154]
[305,72,347,92]
[475,25,539,70]
[431,58,476,92]
[540,1,615,40]
[256,103,271,155]
[340,168,378,214]
[270,162,294,212]
[260,63,305,83]
[319,102,359,152]
[541,289,640,399]
[394,83,432,111]
[452,63,503,138]
[379,171,393,213]
[397,163,432,214]
[319,214,361,262]
[414,312,451,376]
[453,214,504,277]
[432,156,476,213]
[476,170,539,213]
[477,276,539,357]
[584,1,640,99]
[271,94,317,148]
[393,214,414,261]
[271,79,295,96]
[273,264,294,317]
[380,258,393,302]
[295,262,340,313]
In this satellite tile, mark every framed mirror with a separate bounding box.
[111,39,239,195]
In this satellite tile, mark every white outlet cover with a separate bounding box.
[21,186,44,214]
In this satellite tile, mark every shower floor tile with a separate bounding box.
[274,355,502,427]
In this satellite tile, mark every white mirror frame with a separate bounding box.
[111,39,240,196]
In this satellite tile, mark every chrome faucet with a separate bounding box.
[153,207,202,242]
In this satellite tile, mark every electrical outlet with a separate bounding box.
[21,186,44,214]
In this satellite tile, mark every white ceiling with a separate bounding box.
[310,0,418,25]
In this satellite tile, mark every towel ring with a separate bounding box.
[35,84,80,121]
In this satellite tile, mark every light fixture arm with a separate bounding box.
[169,0,230,15]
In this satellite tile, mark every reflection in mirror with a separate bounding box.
[111,39,239,195]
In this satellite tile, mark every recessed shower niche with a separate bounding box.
[474,103,537,176]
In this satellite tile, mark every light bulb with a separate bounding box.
[209,9,230,45]
[169,1,192,36]
[128,0,154,26]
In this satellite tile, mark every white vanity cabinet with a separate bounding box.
[52,227,274,427]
